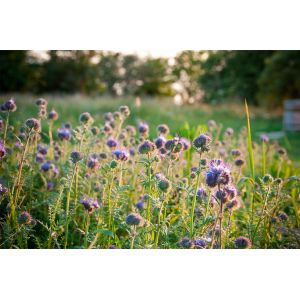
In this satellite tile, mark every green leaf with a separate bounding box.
[95,229,113,237]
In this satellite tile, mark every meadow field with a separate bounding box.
[0,95,299,249]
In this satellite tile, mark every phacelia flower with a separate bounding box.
[231,149,241,157]
[193,133,211,152]
[193,238,207,249]
[106,138,118,149]
[138,122,149,136]
[37,144,48,155]
[157,124,169,135]
[234,236,252,249]
[157,176,171,193]
[206,159,231,188]
[179,237,193,249]
[260,134,269,143]
[47,181,55,191]
[154,136,166,149]
[0,183,8,196]
[1,98,17,112]
[138,140,155,154]
[35,153,45,163]
[25,118,41,132]
[41,161,52,172]
[0,140,6,159]
[226,199,240,211]
[36,98,47,107]
[70,151,83,164]
[180,138,191,151]
[196,186,207,201]
[278,212,288,222]
[208,120,217,128]
[79,112,94,125]
[136,200,146,211]
[48,109,59,120]
[57,127,71,141]
[125,213,145,227]
[18,211,32,225]
[234,158,245,167]
[87,156,99,170]
[119,105,130,117]
[113,149,129,162]
[225,128,234,136]
[80,196,100,214]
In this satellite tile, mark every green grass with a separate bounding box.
[4,94,300,162]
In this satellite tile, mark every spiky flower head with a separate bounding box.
[138,122,149,136]
[25,118,41,132]
[231,149,241,157]
[278,212,288,222]
[80,196,100,214]
[234,236,252,249]
[154,136,166,149]
[87,156,99,170]
[48,109,59,120]
[106,138,118,149]
[263,174,273,185]
[193,133,211,153]
[70,151,83,164]
[179,237,193,249]
[57,127,71,141]
[225,128,234,136]
[37,144,48,155]
[119,105,130,117]
[260,134,269,143]
[0,183,8,196]
[79,112,94,125]
[206,159,231,188]
[180,138,191,151]
[125,213,145,227]
[193,238,207,249]
[138,140,155,154]
[18,211,32,225]
[156,174,171,193]
[113,149,129,162]
[0,140,6,159]
[226,199,240,211]
[1,98,17,112]
[36,98,47,107]
[235,158,245,167]
[157,124,169,135]
[196,186,207,201]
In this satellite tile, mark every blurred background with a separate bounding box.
[1,50,300,160]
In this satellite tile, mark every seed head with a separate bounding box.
[1,98,17,112]
[79,112,94,125]
[25,118,41,132]
[157,124,169,135]
[125,213,145,227]
[48,109,59,120]
[18,211,32,225]
[138,140,155,154]
[234,236,252,249]
[70,151,83,164]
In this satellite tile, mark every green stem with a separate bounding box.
[190,170,201,238]
[84,213,90,248]
[3,111,9,146]
[64,165,77,249]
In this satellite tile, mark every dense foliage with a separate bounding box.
[0,97,299,249]
[1,50,300,107]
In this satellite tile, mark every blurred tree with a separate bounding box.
[199,50,274,105]
[0,50,29,92]
[172,51,204,104]
[257,51,300,107]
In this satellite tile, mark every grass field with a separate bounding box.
[7,94,300,162]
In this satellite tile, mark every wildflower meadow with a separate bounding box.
[0,97,299,249]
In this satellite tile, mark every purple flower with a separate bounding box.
[113,149,129,161]
[80,196,100,214]
[157,124,169,135]
[37,144,48,155]
[18,211,32,225]
[41,161,52,172]
[48,109,59,120]
[138,140,155,154]
[58,127,71,141]
[1,98,17,112]
[154,136,166,149]
[196,186,207,201]
[47,181,55,191]
[234,236,252,249]
[35,153,45,163]
[87,156,99,170]
[193,134,211,152]
[125,213,145,226]
[0,140,6,159]
[260,134,269,143]
[106,138,118,149]
[180,138,191,151]
[193,238,207,249]
[225,128,234,136]
[138,122,149,136]
[0,183,8,196]
[206,159,231,188]
[136,200,145,210]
